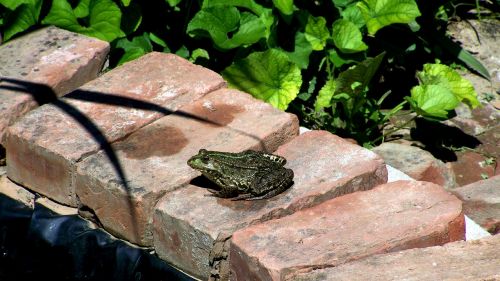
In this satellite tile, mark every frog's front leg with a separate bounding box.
[243,168,294,200]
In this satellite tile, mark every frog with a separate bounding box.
[187,149,294,200]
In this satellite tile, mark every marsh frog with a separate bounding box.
[187,149,294,200]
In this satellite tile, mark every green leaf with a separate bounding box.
[187,6,266,49]
[357,0,421,35]
[341,4,365,28]
[418,63,480,108]
[166,0,183,6]
[273,0,293,15]
[315,78,337,111]
[2,0,41,41]
[407,84,459,120]
[332,0,357,8]
[304,15,330,51]
[222,49,302,110]
[434,33,491,81]
[42,0,125,42]
[115,33,152,65]
[332,19,367,53]
[0,0,29,10]
[175,45,189,58]
[202,0,266,15]
[284,32,313,69]
[149,32,167,47]
[190,48,210,62]
[121,0,132,6]
[74,0,90,18]
[328,49,359,68]
[336,52,385,95]
[121,2,142,35]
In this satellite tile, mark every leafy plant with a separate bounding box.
[0,0,492,147]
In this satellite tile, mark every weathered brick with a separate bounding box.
[451,174,500,234]
[5,52,225,206]
[290,234,500,281]
[153,130,387,280]
[372,142,456,188]
[0,26,109,143]
[75,88,299,246]
[230,180,464,281]
[0,171,35,208]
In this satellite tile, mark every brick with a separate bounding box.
[230,180,464,281]
[372,142,456,188]
[0,26,109,143]
[75,88,299,246]
[290,234,500,281]
[5,52,225,206]
[451,174,500,234]
[450,151,498,186]
[0,172,35,209]
[153,130,387,280]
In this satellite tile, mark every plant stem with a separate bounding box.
[374,115,417,144]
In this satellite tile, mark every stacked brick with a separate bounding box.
[1,27,497,281]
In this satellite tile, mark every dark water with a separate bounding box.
[0,194,193,281]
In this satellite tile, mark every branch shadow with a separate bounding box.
[0,77,266,244]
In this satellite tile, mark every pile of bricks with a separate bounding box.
[1,26,498,281]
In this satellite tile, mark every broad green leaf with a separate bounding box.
[341,4,365,28]
[3,0,41,41]
[328,49,359,68]
[407,84,459,120]
[418,63,480,108]
[315,78,336,111]
[42,0,124,42]
[190,48,210,62]
[304,16,330,51]
[357,0,421,35]
[273,0,293,15]
[166,0,183,6]
[201,0,274,38]
[74,0,90,18]
[222,49,302,110]
[336,52,385,95]
[202,0,266,15]
[284,32,313,69]
[332,0,357,8]
[332,19,367,53]
[115,33,152,65]
[187,6,266,49]
[0,0,29,10]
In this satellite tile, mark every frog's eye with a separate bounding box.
[201,156,210,163]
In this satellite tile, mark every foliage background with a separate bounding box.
[1,0,497,146]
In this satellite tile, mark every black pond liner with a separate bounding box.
[0,194,195,281]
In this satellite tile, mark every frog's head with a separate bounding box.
[187,149,216,172]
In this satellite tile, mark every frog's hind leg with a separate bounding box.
[245,168,294,200]
[205,188,239,199]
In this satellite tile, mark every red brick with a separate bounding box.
[5,52,225,206]
[0,26,109,143]
[290,234,500,281]
[451,174,500,234]
[153,130,387,279]
[75,88,299,246]
[373,142,456,188]
[230,180,464,281]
